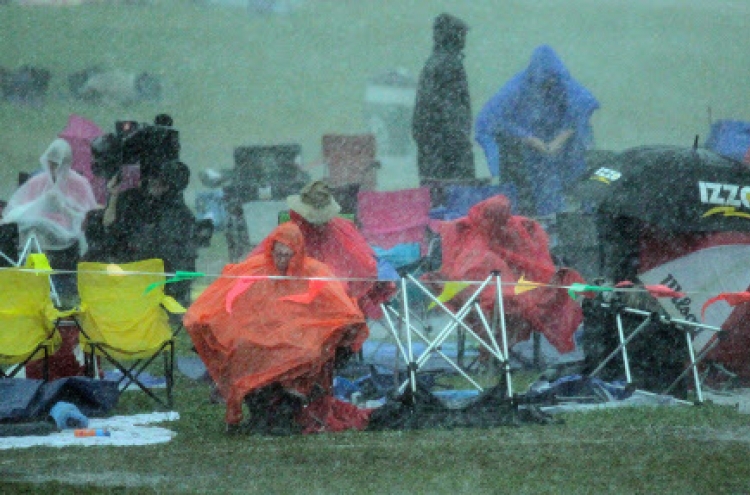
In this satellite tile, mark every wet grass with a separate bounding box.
[3,361,750,494]
[3,1,750,493]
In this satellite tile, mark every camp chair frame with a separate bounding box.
[0,321,62,382]
[380,272,514,400]
[587,300,721,404]
[80,328,177,409]
[0,268,69,381]
[74,261,186,409]
[1,230,63,306]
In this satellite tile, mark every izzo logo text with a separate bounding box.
[660,274,698,323]
[699,181,750,219]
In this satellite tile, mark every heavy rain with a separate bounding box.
[2,1,750,493]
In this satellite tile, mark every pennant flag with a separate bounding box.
[428,281,471,310]
[568,283,612,299]
[615,280,685,299]
[280,279,327,304]
[644,284,685,299]
[225,278,258,314]
[144,271,205,295]
[701,291,750,320]
[106,263,126,276]
[25,253,52,273]
[514,274,544,295]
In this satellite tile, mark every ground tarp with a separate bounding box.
[0,377,119,423]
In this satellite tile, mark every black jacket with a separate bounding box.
[412,13,475,181]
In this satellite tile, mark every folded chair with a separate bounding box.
[358,187,450,371]
[323,134,379,192]
[380,272,515,399]
[357,187,432,257]
[357,186,439,317]
[584,295,711,403]
[1,225,63,306]
[0,268,68,380]
[75,259,186,409]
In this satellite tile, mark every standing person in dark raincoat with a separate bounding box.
[87,160,197,306]
[475,45,599,217]
[412,13,475,184]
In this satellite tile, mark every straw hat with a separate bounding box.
[287,181,341,225]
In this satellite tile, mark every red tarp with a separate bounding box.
[433,195,584,353]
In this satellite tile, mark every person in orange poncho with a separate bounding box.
[253,180,395,319]
[432,194,584,354]
[185,222,369,433]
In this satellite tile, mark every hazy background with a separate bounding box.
[2,0,749,202]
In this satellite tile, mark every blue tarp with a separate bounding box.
[706,120,750,162]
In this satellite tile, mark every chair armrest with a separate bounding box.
[161,295,187,315]
[45,304,79,322]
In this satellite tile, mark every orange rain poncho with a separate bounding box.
[252,211,395,319]
[433,195,584,353]
[185,223,368,425]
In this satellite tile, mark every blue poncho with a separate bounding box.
[475,45,599,216]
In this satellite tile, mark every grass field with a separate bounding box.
[3,2,750,493]
[3,370,750,494]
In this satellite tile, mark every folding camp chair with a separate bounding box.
[379,272,515,400]
[0,268,69,380]
[585,296,715,403]
[322,134,379,193]
[357,187,432,257]
[1,225,64,306]
[357,186,439,331]
[75,259,186,409]
[224,143,309,262]
[358,187,473,378]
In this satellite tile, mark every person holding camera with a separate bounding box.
[88,159,198,306]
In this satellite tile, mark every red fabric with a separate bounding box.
[702,291,750,319]
[253,211,395,319]
[185,223,369,425]
[25,324,84,380]
[297,395,372,434]
[357,187,432,254]
[433,195,584,353]
[708,291,750,381]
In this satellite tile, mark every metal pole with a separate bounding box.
[401,276,417,396]
[589,316,651,380]
[494,273,513,399]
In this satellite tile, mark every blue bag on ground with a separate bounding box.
[49,401,89,429]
